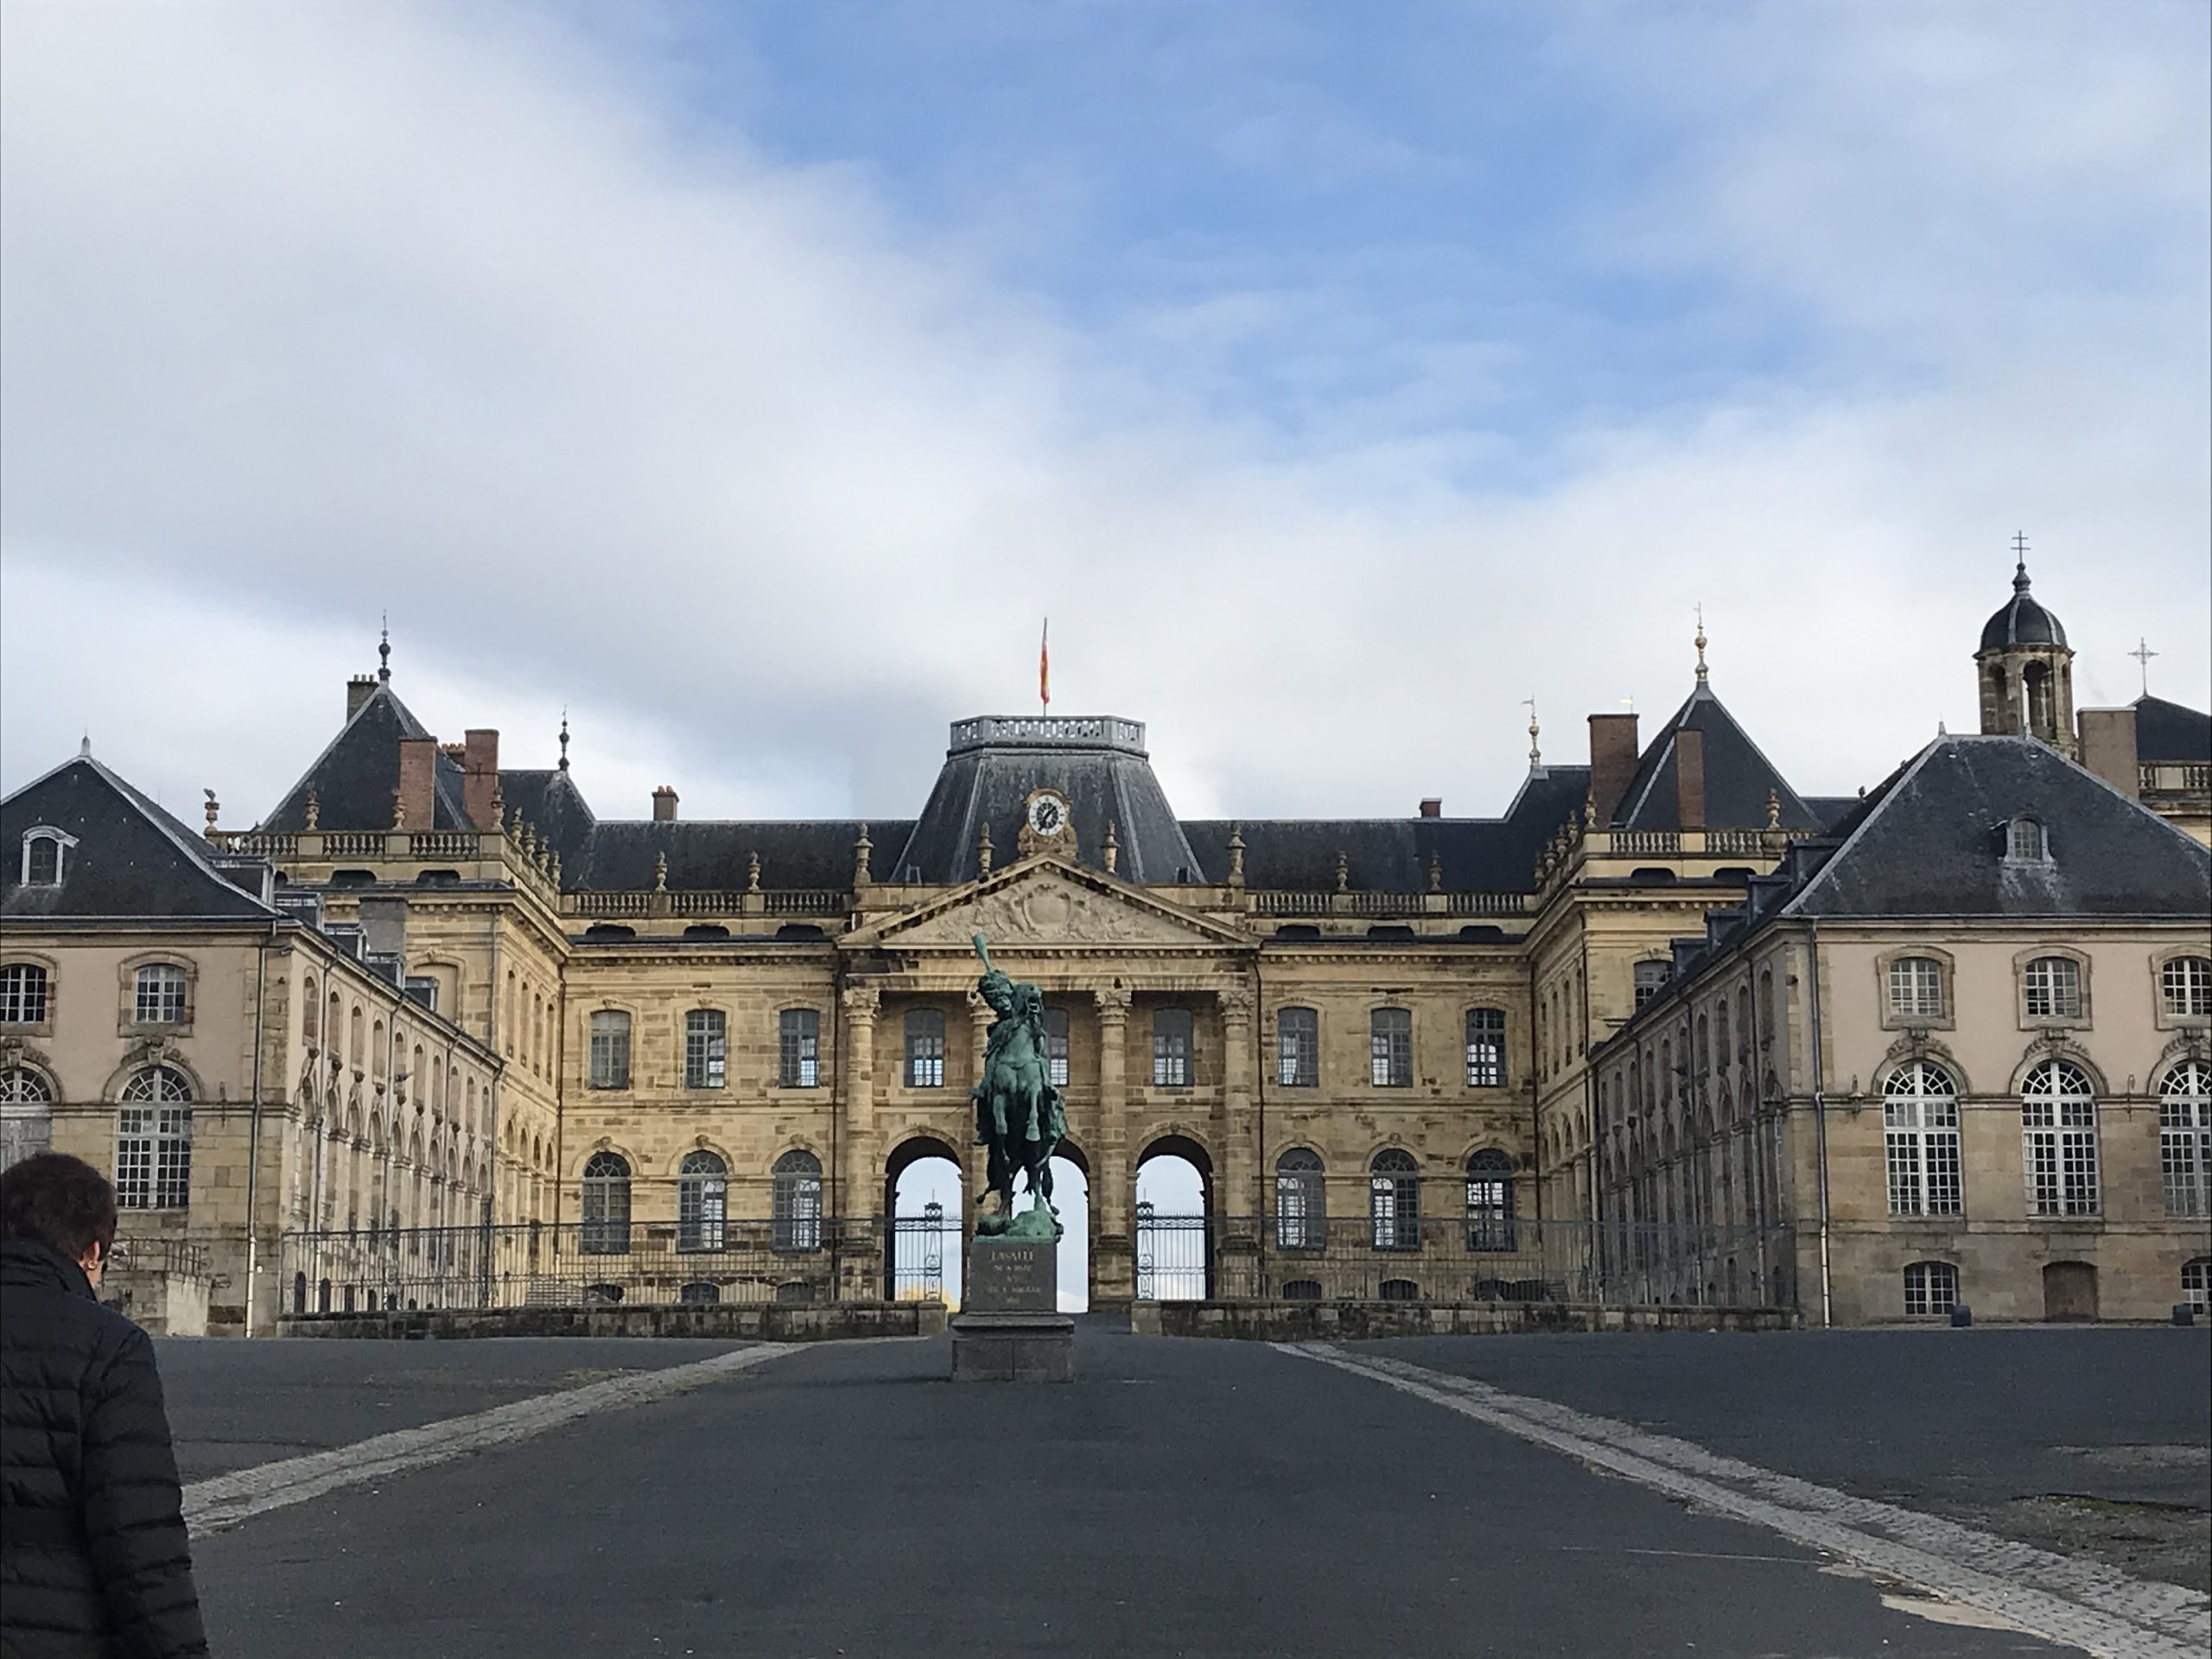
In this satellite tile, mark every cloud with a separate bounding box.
[2,1,2204,836]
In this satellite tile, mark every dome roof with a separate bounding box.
[1979,562,2067,652]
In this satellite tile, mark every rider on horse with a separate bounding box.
[971,934,1066,1237]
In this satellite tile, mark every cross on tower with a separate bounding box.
[2011,531,2031,563]
[2128,637,2158,696]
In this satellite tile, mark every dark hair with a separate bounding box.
[0,1152,119,1262]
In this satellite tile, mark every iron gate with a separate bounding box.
[891,1201,957,1303]
[1135,1201,1210,1300]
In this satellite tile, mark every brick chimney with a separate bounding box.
[1587,713,1641,826]
[397,737,438,831]
[1675,727,1706,830]
[2076,707,2139,798]
[462,728,501,828]
[346,674,378,720]
[652,785,679,823]
[1418,798,1442,819]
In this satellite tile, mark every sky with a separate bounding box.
[3,1,2208,830]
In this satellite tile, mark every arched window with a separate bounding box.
[1274,1148,1324,1250]
[2162,957,2212,1020]
[349,1006,365,1066]
[779,1008,821,1088]
[302,975,319,1043]
[2024,957,2083,1020]
[1884,1062,1962,1216]
[1370,1149,1420,1251]
[1043,1006,1070,1088]
[1903,1261,1958,1319]
[0,1066,53,1103]
[2158,1062,2210,1218]
[1714,1002,1731,1071]
[588,1010,631,1090]
[133,963,188,1025]
[1370,1007,1412,1087]
[679,1281,721,1306]
[117,1068,194,1209]
[1465,1007,1506,1088]
[580,1151,631,1254]
[1379,1278,1420,1302]
[1465,1149,1516,1252]
[2006,817,2047,862]
[685,1008,727,1090]
[1276,1007,1318,1088]
[772,1150,823,1252]
[2022,1061,2099,1216]
[677,1150,728,1252]
[2183,1258,2209,1309]
[904,1008,945,1089]
[371,1020,386,1076]
[19,828,73,887]
[0,963,49,1027]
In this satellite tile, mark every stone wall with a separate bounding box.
[279,1299,947,1341]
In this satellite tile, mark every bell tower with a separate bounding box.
[1975,537,2075,758]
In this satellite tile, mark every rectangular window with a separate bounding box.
[115,1107,191,1210]
[403,976,439,1013]
[2161,1126,2209,1218]
[1277,1008,1318,1088]
[0,964,48,1026]
[1370,1007,1412,1087]
[779,1008,821,1088]
[1887,957,1944,1020]
[1633,961,1671,1011]
[1904,1261,1958,1318]
[1044,1007,1070,1089]
[2163,957,2212,1019]
[1152,1008,1192,1088]
[1465,1007,1506,1089]
[588,1010,631,1090]
[1885,1107,1963,1216]
[2024,957,2082,1020]
[905,1009,945,1089]
[134,965,188,1024]
[684,1009,727,1090]
[2024,1100,2100,1215]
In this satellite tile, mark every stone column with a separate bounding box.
[1217,987,1258,1245]
[837,984,880,1298]
[1092,986,1135,1310]
[963,990,995,1255]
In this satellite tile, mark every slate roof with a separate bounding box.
[2133,695,2212,764]
[1182,765,1590,893]
[260,681,473,832]
[496,769,599,873]
[572,820,917,893]
[1783,734,2211,918]
[893,718,1201,885]
[1611,680,1821,831]
[1978,562,2067,652]
[3,752,282,921]
[1802,796,1862,830]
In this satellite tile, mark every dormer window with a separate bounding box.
[2006,817,2048,862]
[18,828,75,887]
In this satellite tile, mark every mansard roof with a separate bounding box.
[572,819,917,893]
[1612,680,1821,832]
[1181,764,1589,893]
[2133,694,2212,763]
[261,681,472,832]
[496,768,599,872]
[3,752,280,921]
[1783,734,2210,919]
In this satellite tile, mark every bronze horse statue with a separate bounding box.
[970,934,1065,1238]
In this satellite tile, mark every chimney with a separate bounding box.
[397,737,438,831]
[1587,713,1641,826]
[2076,707,2139,798]
[1675,728,1706,830]
[1418,798,1442,819]
[652,785,679,823]
[346,674,378,720]
[462,728,501,828]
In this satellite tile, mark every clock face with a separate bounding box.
[1027,791,1069,838]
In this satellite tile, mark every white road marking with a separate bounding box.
[185,1344,792,1534]
[1281,1343,2209,1659]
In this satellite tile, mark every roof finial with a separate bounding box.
[1333,849,1350,893]
[1694,604,1708,683]
[79,734,92,757]
[853,823,873,885]
[976,820,994,877]
[378,613,391,683]
[1226,822,1244,887]
[303,785,321,831]
[2011,531,2031,590]
[1522,696,1541,767]
[2128,636,2158,697]
[1764,788,1781,831]
[557,708,570,772]
[653,850,667,892]
[1102,819,1119,875]
[746,849,761,893]
[203,789,220,837]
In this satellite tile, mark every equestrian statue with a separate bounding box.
[969,932,1066,1240]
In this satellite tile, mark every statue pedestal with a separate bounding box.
[951,1235,1073,1383]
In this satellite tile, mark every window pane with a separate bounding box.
[1152,1009,1192,1087]
[684,1009,727,1090]
[135,964,188,1024]
[780,1009,820,1087]
[1044,1007,1070,1088]
[906,1009,945,1089]
[2164,957,2212,1018]
[1466,1007,1505,1088]
[25,837,60,884]
[588,1011,631,1090]
[0,964,49,1025]
[1889,957,1943,1020]
[1370,1007,1411,1087]
[2025,957,2082,1020]
[1277,1007,1318,1088]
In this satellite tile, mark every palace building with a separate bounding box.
[3,561,2207,1332]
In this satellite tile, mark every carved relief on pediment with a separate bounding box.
[883,869,1225,949]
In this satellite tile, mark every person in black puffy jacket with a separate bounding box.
[1,1152,208,1658]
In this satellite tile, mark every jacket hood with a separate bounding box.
[0,1236,97,1299]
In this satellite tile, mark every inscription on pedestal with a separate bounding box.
[968,1237,1057,1313]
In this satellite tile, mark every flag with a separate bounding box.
[1039,618,1051,709]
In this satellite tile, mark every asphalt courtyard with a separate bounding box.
[155,1325,2209,1659]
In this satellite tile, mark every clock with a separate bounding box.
[1026,791,1070,839]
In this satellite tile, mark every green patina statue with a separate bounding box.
[970,932,1067,1241]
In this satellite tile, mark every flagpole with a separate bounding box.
[1039,617,1050,717]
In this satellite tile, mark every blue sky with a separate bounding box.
[3,2,2206,826]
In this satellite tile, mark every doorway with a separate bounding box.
[2043,1260,2098,1322]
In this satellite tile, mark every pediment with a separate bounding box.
[853,856,1247,951]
